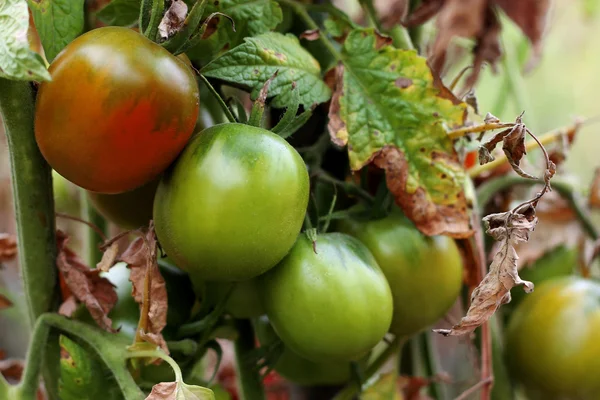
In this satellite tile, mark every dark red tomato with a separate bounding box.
[35,27,199,194]
[260,233,393,362]
[154,123,309,282]
[506,277,600,399]
[253,316,357,386]
[338,211,463,337]
[87,178,159,230]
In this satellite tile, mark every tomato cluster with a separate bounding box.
[38,25,468,390]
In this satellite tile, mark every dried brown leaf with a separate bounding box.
[0,294,12,310]
[119,224,168,353]
[146,381,214,400]
[404,0,444,27]
[589,168,600,209]
[379,0,409,29]
[299,29,320,41]
[373,146,473,238]
[58,296,78,317]
[435,206,536,336]
[0,233,17,262]
[56,231,118,332]
[257,71,278,105]
[96,242,119,272]
[158,0,188,39]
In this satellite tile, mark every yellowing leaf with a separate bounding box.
[328,28,470,237]
[146,381,215,400]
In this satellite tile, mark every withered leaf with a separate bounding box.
[120,223,168,353]
[58,296,79,317]
[435,206,536,336]
[589,168,600,209]
[96,242,119,272]
[0,294,12,310]
[0,233,17,262]
[158,0,188,39]
[56,231,118,332]
[146,381,214,400]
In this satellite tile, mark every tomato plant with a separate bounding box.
[505,277,600,399]
[35,27,199,194]
[154,123,309,282]
[260,233,393,362]
[338,211,464,336]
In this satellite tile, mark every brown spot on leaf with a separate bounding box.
[395,77,413,88]
[372,146,472,238]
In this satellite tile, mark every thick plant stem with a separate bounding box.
[234,320,266,400]
[0,79,60,399]
[333,336,404,400]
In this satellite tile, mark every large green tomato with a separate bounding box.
[253,316,356,386]
[87,179,159,230]
[505,277,600,400]
[260,233,393,362]
[35,27,199,194]
[154,123,309,281]
[338,212,463,337]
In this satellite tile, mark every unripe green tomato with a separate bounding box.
[153,123,310,282]
[87,179,159,230]
[338,211,463,337]
[505,277,600,399]
[260,233,393,362]
[253,316,357,386]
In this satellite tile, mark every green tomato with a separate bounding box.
[505,277,600,399]
[87,179,159,230]
[53,170,80,214]
[260,233,393,362]
[338,211,463,337]
[253,316,357,386]
[153,123,309,281]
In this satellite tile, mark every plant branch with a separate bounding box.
[143,0,165,41]
[0,79,61,399]
[333,336,405,400]
[234,319,266,400]
[359,0,382,31]
[198,75,237,123]
[419,332,445,400]
[448,122,515,140]
[313,169,374,205]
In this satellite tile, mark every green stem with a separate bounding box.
[477,176,599,240]
[407,0,422,50]
[234,319,266,400]
[126,350,184,382]
[333,336,404,400]
[143,0,165,42]
[0,79,60,399]
[359,0,382,31]
[419,332,444,400]
[390,25,415,50]
[314,170,374,205]
[14,320,51,400]
[198,75,236,123]
[276,0,342,61]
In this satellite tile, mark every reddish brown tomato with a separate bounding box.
[35,27,200,194]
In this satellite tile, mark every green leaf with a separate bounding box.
[202,32,331,108]
[147,381,215,399]
[0,0,50,81]
[328,29,470,237]
[96,0,141,27]
[186,0,282,62]
[58,335,121,400]
[28,0,85,63]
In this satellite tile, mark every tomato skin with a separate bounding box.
[505,277,600,399]
[153,123,309,282]
[87,179,159,230]
[253,316,356,386]
[35,27,199,194]
[338,211,463,337]
[260,233,393,362]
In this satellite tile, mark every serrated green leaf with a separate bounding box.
[28,0,85,62]
[202,32,331,108]
[186,0,282,62]
[96,0,140,27]
[0,0,50,81]
[58,335,121,400]
[328,28,470,237]
[323,13,357,39]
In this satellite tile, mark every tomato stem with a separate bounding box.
[143,0,165,42]
[198,75,237,123]
[0,79,61,398]
[234,319,266,400]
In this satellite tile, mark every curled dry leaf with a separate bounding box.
[96,242,119,272]
[435,205,537,336]
[146,381,214,400]
[0,233,17,262]
[119,223,169,353]
[158,0,188,39]
[56,231,118,332]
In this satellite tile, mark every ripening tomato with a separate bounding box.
[87,179,159,230]
[260,233,393,362]
[154,123,309,282]
[253,316,358,386]
[338,211,463,336]
[505,277,600,399]
[35,27,199,194]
